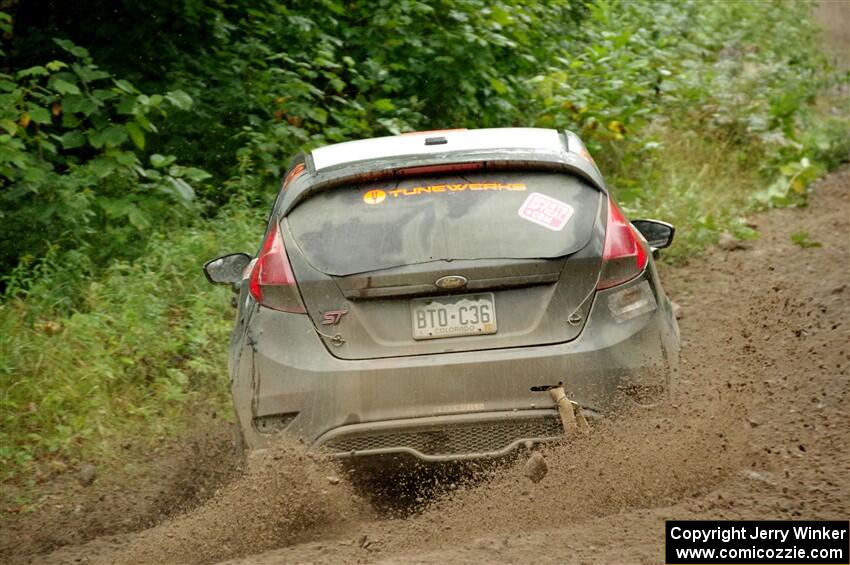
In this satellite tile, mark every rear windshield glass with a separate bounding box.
[286,171,601,276]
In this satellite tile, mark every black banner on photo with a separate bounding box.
[666,520,848,564]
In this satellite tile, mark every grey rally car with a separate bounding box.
[204,128,680,462]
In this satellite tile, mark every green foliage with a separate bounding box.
[752,157,820,209]
[532,0,694,146]
[4,1,840,210]
[0,206,262,478]
[530,1,837,196]
[0,38,209,298]
[523,0,846,260]
[159,0,588,201]
[790,230,822,249]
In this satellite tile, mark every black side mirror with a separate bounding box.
[203,253,252,285]
[631,220,675,249]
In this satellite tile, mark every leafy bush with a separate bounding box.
[6,1,589,205]
[0,206,262,478]
[0,39,209,299]
[168,0,590,201]
[526,0,846,257]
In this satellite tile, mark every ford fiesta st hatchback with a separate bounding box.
[204,128,680,462]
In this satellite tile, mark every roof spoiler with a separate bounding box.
[278,130,607,215]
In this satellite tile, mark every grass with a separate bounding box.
[0,206,263,482]
[608,129,765,264]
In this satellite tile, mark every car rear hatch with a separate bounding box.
[283,170,604,360]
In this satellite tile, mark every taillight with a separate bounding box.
[597,198,648,290]
[395,163,484,176]
[248,221,306,313]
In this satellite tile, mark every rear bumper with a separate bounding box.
[231,271,679,460]
[315,409,566,462]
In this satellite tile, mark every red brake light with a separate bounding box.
[597,198,648,290]
[395,163,484,176]
[248,222,305,313]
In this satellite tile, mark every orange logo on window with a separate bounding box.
[363,189,387,204]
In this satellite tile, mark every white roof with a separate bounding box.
[310,128,567,172]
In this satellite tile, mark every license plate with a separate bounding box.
[411,293,497,340]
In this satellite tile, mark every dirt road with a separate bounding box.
[3,167,847,564]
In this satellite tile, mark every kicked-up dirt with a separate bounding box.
[1,166,847,564]
[0,418,245,561]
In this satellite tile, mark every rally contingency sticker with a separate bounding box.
[517,192,574,231]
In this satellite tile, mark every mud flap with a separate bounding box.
[549,386,590,436]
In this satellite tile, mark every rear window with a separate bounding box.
[286,171,601,276]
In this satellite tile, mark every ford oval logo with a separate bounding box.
[435,275,468,289]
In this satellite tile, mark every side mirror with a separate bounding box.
[631,220,675,249]
[203,253,252,285]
